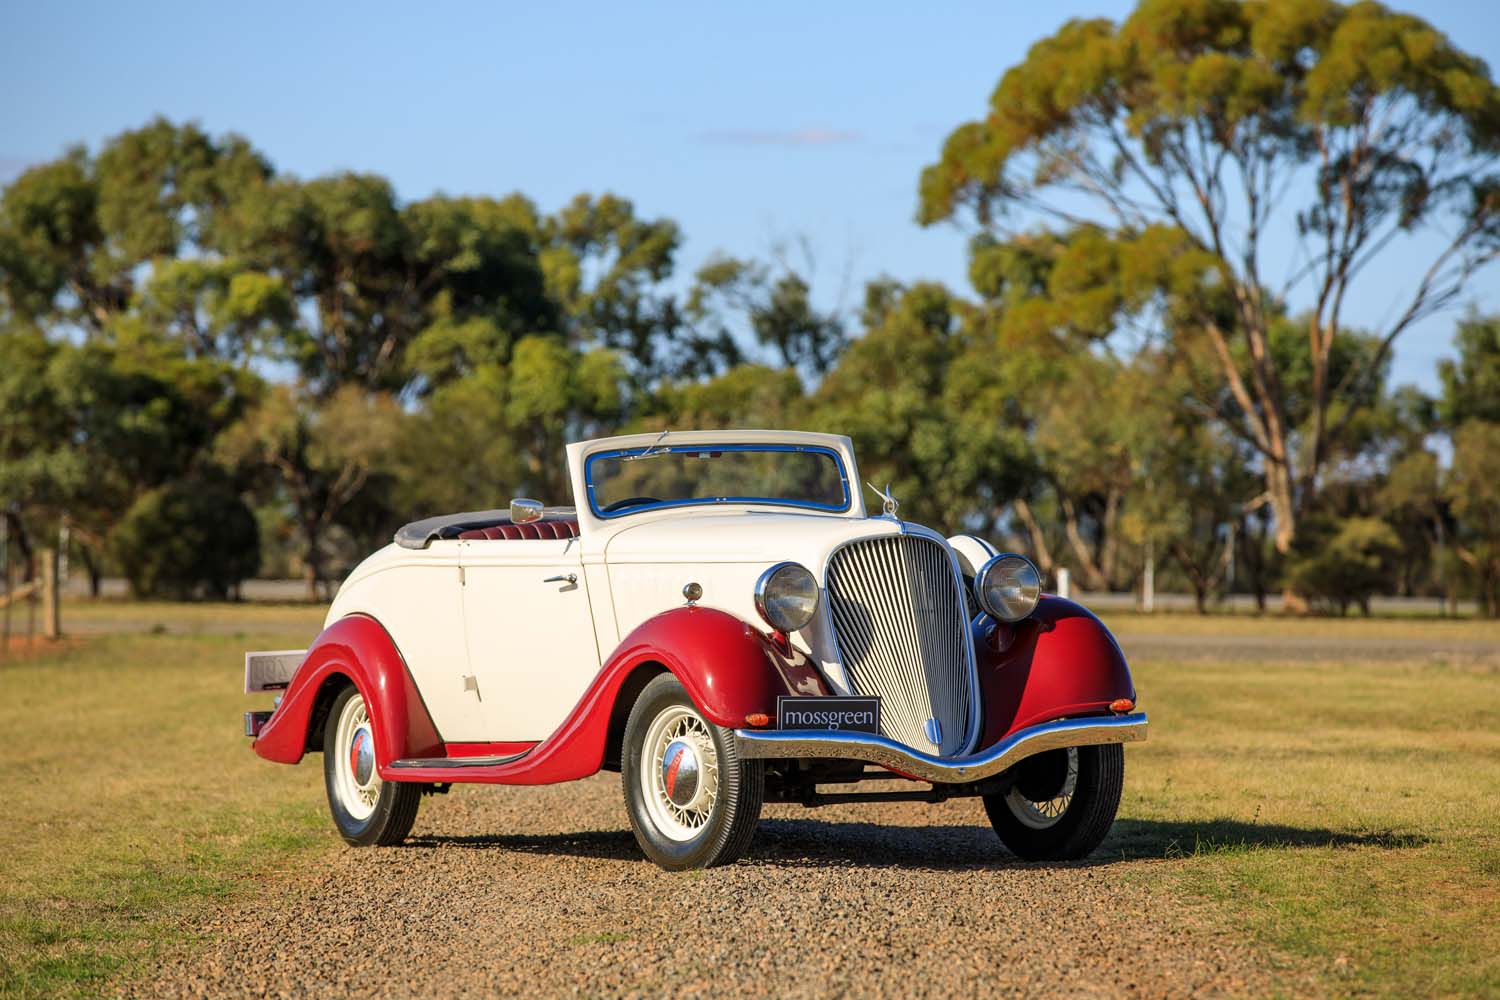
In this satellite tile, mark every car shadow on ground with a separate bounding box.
[1107,818,1430,860]
[404,817,1429,870]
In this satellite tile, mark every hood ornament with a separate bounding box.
[866,482,900,519]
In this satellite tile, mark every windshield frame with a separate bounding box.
[582,442,853,520]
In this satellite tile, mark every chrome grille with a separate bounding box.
[824,534,975,757]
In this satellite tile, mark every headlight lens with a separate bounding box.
[974,554,1042,622]
[754,562,820,632]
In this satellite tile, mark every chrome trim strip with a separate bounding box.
[733,713,1147,784]
[387,752,530,769]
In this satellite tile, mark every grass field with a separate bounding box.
[0,612,327,999]
[2,601,1498,998]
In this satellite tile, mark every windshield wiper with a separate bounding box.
[622,429,670,462]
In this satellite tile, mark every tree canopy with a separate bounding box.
[921,0,1500,557]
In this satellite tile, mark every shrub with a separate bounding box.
[1286,516,1404,616]
[110,478,260,599]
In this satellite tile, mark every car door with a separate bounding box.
[327,539,486,741]
[459,535,603,741]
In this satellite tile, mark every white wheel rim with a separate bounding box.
[1006,747,1078,830]
[639,704,720,842]
[333,692,380,822]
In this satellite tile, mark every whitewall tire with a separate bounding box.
[322,684,422,846]
[622,674,763,870]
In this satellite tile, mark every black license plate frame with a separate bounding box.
[775,696,881,734]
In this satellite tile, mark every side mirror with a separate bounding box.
[510,498,543,524]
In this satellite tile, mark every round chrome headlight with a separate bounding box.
[974,554,1042,622]
[754,562,819,632]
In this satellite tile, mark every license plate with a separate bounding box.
[776,696,881,734]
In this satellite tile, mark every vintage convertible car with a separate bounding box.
[244,430,1146,869]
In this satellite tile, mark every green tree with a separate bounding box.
[0,325,256,593]
[1439,312,1500,426]
[1445,422,1500,617]
[393,338,627,516]
[812,282,1034,537]
[0,118,270,335]
[110,476,260,599]
[1285,515,1404,615]
[540,193,687,379]
[218,385,404,600]
[688,255,845,379]
[921,0,1500,556]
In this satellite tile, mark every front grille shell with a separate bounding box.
[822,532,978,757]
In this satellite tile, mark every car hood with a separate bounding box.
[602,509,905,571]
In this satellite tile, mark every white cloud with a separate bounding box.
[698,127,863,147]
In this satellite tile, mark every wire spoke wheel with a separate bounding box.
[1005,747,1078,830]
[622,674,763,870]
[641,707,722,841]
[983,743,1124,862]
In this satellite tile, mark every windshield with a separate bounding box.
[585,444,850,518]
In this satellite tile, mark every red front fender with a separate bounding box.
[251,614,443,766]
[612,605,830,728]
[973,596,1136,747]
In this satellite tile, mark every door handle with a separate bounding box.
[543,573,578,585]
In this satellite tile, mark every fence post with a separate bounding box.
[1057,567,1071,601]
[41,546,61,640]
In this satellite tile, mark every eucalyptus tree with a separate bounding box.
[0,118,272,337]
[921,0,1500,554]
[1438,312,1500,615]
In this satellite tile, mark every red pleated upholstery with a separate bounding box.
[457,519,580,541]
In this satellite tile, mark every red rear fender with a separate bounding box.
[974,596,1136,746]
[251,614,443,766]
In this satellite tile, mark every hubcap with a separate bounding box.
[350,727,375,786]
[640,706,720,842]
[661,739,701,807]
[333,693,380,821]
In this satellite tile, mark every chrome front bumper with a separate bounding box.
[733,712,1147,784]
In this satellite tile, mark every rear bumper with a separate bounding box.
[733,712,1147,784]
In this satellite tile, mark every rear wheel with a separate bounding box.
[983,744,1123,861]
[622,674,763,870]
[323,684,421,846]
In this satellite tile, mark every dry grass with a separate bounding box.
[0,626,329,998]
[1115,649,1500,997]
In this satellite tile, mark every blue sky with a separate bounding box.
[3,0,1497,390]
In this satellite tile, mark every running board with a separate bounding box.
[387,751,530,771]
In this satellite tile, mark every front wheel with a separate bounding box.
[983,744,1123,861]
[322,684,422,846]
[622,674,763,870]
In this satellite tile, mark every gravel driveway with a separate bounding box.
[132,774,1276,999]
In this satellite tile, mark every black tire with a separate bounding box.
[622,674,763,870]
[322,684,422,846]
[983,743,1123,861]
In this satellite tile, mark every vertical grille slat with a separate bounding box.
[825,535,974,756]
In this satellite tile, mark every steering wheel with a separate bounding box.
[601,496,661,513]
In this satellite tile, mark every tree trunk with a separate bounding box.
[302,524,322,603]
[78,544,103,598]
